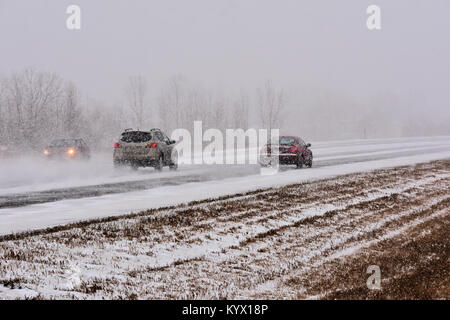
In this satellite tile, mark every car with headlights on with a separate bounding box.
[43,138,90,160]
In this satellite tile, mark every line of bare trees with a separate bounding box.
[0,69,287,152]
[156,76,285,134]
[0,69,85,151]
[3,68,442,154]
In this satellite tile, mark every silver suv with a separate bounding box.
[113,128,178,171]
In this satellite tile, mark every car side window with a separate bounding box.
[155,131,164,141]
[162,133,171,144]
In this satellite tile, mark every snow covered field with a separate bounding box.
[0,136,449,235]
[0,158,448,299]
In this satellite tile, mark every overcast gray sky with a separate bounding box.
[0,0,449,112]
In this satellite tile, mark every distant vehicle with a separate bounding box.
[259,136,313,168]
[113,128,178,171]
[43,138,91,160]
[0,145,15,158]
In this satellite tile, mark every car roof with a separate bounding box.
[266,136,300,145]
[121,130,151,134]
[121,128,162,133]
[51,138,79,142]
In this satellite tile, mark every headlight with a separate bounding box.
[44,150,49,155]
[67,148,75,156]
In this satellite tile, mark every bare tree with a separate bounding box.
[158,74,186,132]
[257,80,285,131]
[210,93,228,131]
[125,75,147,129]
[0,80,4,122]
[61,81,83,137]
[232,90,249,129]
[2,68,63,149]
[0,80,6,142]
[185,86,210,130]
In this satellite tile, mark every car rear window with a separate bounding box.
[50,139,76,147]
[120,132,152,143]
[279,137,296,145]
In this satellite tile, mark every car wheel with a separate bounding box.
[155,155,163,171]
[306,154,313,168]
[169,150,178,170]
[296,157,303,169]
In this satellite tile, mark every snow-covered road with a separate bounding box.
[0,136,449,235]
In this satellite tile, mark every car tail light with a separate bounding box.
[290,146,298,152]
[114,142,122,148]
[145,142,157,148]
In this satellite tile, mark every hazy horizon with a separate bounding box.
[1,0,449,142]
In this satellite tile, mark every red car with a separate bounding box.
[259,136,313,168]
[43,138,91,160]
